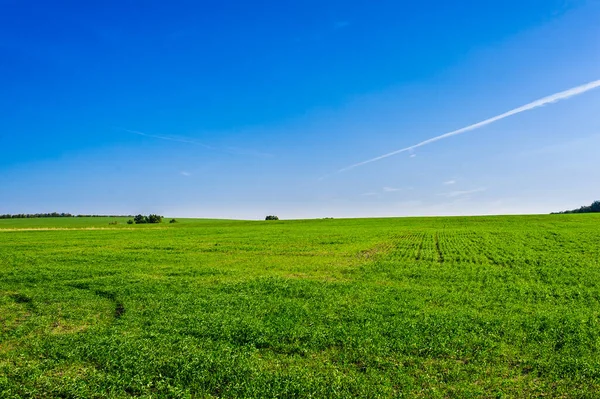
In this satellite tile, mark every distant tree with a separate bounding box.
[0,212,74,219]
[265,215,279,221]
[169,219,177,224]
[132,214,163,224]
[552,200,600,214]
[134,214,148,224]
[127,219,134,225]
[0,213,139,219]
[147,214,163,224]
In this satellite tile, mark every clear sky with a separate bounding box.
[1,0,599,219]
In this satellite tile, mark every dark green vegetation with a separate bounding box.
[552,200,600,214]
[0,212,75,219]
[0,213,131,219]
[132,214,164,225]
[1,215,600,398]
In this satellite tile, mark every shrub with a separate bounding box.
[127,220,134,225]
[133,214,162,224]
[169,219,177,224]
[147,214,163,224]
[134,214,147,224]
[265,215,279,221]
[134,214,163,224]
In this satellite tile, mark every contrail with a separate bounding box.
[118,127,274,158]
[119,128,214,149]
[335,79,600,174]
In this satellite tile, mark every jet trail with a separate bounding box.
[336,79,600,174]
[119,127,273,158]
[122,128,214,149]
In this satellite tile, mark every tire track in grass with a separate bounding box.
[434,233,444,263]
[94,290,126,320]
[67,282,126,321]
[9,292,35,310]
[2,292,35,333]
[415,233,424,261]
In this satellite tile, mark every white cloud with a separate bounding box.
[440,187,487,198]
[443,180,456,185]
[383,186,402,192]
[180,171,191,177]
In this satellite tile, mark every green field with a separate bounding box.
[1,215,600,398]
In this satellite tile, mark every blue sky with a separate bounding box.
[1,0,599,219]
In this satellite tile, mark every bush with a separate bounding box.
[147,214,163,224]
[127,220,134,225]
[134,214,163,224]
[265,215,279,221]
[169,219,177,224]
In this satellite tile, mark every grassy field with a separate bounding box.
[1,215,600,398]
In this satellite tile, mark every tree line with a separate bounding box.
[552,201,600,214]
[0,213,132,219]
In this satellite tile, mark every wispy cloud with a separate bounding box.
[440,187,487,198]
[119,128,273,159]
[443,180,456,185]
[332,79,600,175]
[121,128,214,149]
[362,186,410,197]
[180,171,191,177]
[225,146,274,158]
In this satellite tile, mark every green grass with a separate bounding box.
[1,214,600,398]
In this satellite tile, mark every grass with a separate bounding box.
[1,214,600,398]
